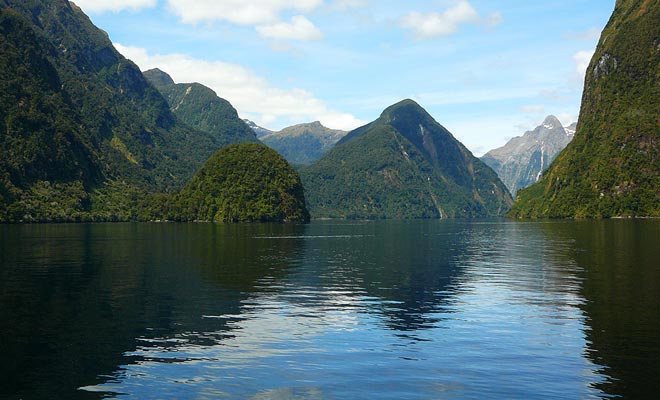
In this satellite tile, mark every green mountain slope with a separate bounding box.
[261,121,346,165]
[0,8,102,221]
[158,143,309,223]
[144,68,257,147]
[0,0,232,222]
[300,99,512,219]
[510,0,660,218]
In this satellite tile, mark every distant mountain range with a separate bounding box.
[510,0,660,218]
[481,116,575,197]
[4,0,656,222]
[243,119,273,138]
[300,99,513,219]
[260,121,347,165]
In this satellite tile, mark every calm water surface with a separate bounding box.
[1,220,659,399]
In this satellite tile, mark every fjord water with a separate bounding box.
[1,221,659,399]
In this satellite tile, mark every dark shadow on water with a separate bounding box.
[0,223,306,399]
[534,220,660,399]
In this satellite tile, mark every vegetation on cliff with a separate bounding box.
[510,0,660,218]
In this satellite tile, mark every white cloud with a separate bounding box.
[115,43,364,131]
[256,15,323,41]
[556,112,578,127]
[165,0,323,25]
[73,0,156,13]
[400,1,499,39]
[401,2,478,38]
[573,50,595,78]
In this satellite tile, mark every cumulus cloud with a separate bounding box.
[73,0,156,13]
[556,113,578,127]
[573,50,595,78]
[256,15,323,41]
[165,0,322,25]
[400,1,500,38]
[165,0,324,41]
[115,44,364,131]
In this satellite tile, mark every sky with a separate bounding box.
[74,0,614,156]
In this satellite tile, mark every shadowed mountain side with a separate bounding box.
[533,220,660,399]
[0,1,235,222]
[0,223,306,399]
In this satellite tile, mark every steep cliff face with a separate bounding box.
[301,99,512,219]
[510,0,660,218]
[482,116,574,197]
[0,0,232,221]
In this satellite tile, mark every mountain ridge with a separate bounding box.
[244,119,274,138]
[301,99,512,219]
[481,115,575,196]
[261,121,347,165]
[0,0,255,222]
[143,68,258,147]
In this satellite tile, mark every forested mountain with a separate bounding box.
[510,0,660,218]
[153,143,310,223]
[0,0,261,222]
[261,121,347,165]
[300,99,512,219]
[481,116,575,197]
[144,68,257,147]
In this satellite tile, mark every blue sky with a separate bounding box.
[75,0,613,155]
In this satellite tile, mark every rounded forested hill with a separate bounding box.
[165,143,310,223]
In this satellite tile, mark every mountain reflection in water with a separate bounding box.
[1,220,658,399]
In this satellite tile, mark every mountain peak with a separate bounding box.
[244,119,274,138]
[261,121,347,165]
[482,116,575,196]
[381,99,428,120]
[143,68,175,88]
[301,100,513,219]
[287,121,325,130]
[541,115,562,130]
